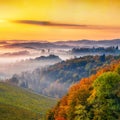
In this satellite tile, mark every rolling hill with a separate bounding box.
[10,55,120,98]
[0,103,41,120]
[0,82,56,119]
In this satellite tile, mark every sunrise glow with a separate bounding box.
[0,19,7,23]
[0,0,120,41]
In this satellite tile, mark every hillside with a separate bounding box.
[10,55,120,98]
[0,103,41,120]
[0,82,56,119]
[47,60,120,120]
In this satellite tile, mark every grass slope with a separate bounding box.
[0,82,56,119]
[0,103,41,120]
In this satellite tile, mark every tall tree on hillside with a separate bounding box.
[89,72,120,120]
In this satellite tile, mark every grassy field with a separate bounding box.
[0,82,57,119]
[0,103,41,120]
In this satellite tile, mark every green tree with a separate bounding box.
[74,105,89,120]
[90,72,120,120]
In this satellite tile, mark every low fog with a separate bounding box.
[1,39,120,98]
[0,47,73,79]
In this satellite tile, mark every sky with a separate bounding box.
[0,0,120,41]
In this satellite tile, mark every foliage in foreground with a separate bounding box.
[47,60,120,120]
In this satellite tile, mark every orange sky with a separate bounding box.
[0,0,120,41]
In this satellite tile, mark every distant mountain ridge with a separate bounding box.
[54,39,120,44]
[4,41,71,49]
[54,39,120,47]
[3,39,120,49]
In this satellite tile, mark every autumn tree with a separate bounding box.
[47,60,120,120]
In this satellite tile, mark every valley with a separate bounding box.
[0,39,120,119]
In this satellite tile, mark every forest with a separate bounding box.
[9,55,120,98]
[72,46,119,54]
[47,59,120,120]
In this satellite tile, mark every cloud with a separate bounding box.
[0,41,8,45]
[13,20,120,30]
[0,50,30,57]
[13,20,87,29]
